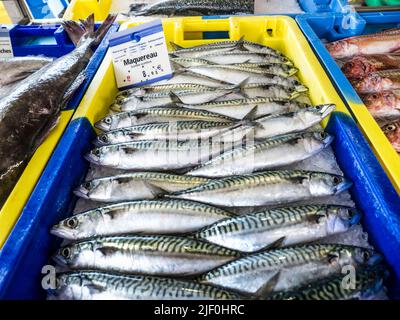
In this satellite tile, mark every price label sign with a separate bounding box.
[0,26,13,58]
[109,20,173,89]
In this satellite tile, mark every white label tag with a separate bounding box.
[0,26,13,58]
[109,20,172,89]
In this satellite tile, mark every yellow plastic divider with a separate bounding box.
[64,0,112,21]
[73,16,350,130]
[0,110,74,248]
[0,1,12,24]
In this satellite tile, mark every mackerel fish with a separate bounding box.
[95,121,235,146]
[94,107,235,132]
[179,98,307,120]
[187,131,334,177]
[169,170,353,207]
[51,199,233,240]
[169,37,285,59]
[194,205,361,252]
[198,244,380,294]
[268,267,386,300]
[198,51,293,66]
[85,136,250,171]
[53,235,241,276]
[254,104,335,139]
[51,271,253,300]
[73,172,210,202]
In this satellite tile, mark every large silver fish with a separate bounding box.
[254,104,335,139]
[51,271,263,300]
[53,235,241,276]
[51,199,234,240]
[0,14,116,207]
[187,131,334,177]
[194,205,361,252]
[74,172,211,202]
[94,107,235,132]
[169,170,352,207]
[199,244,380,294]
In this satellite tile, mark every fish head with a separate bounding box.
[292,79,308,93]
[362,91,397,113]
[309,173,352,196]
[303,131,334,152]
[342,56,376,79]
[85,146,116,167]
[326,40,359,59]
[300,104,335,125]
[51,273,96,300]
[349,247,383,267]
[382,122,400,152]
[95,115,115,131]
[75,178,116,202]
[53,243,82,267]
[358,266,388,299]
[95,132,112,147]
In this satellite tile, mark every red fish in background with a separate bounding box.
[342,54,400,79]
[382,121,400,153]
[354,69,400,94]
[362,90,400,121]
[326,29,400,59]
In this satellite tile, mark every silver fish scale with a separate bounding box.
[99,172,209,185]
[200,244,345,280]
[174,170,313,194]
[183,97,305,107]
[196,205,327,238]
[77,235,240,256]
[61,272,240,299]
[129,87,231,101]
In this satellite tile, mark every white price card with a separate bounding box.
[0,26,13,58]
[109,20,173,89]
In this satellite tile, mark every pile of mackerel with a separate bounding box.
[48,38,388,300]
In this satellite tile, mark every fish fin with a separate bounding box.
[85,283,108,295]
[241,105,259,121]
[231,78,249,97]
[170,60,185,70]
[92,14,117,47]
[170,42,185,51]
[129,3,147,12]
[234,36,246,50]
[143,181,168,197]
[32,111,61,151]
[253,271,281,299]
[262,237,286,250]
[169,92,184,104]
[61,70,87,109]
[96,247,119,256]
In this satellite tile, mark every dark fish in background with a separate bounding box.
[128,0,254,16]
[0,14,117,207]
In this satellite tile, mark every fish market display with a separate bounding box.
[198,244,380,293]
[128,0,254,17]
[0,14,116,208]
[327,29,400,153]
[49,39,387,300]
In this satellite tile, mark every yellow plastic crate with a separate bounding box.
[75,15,351,127]
[0,1,12,24]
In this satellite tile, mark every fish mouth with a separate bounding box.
[348,209,362,226]
[94,120,109,132]
[319,104,336,118]
[110,103,121,112]
[288,67,299,77]
[84,152,98,165]
[323,135,335,147]
[334,179,353,194]
[368,253,383,266]
[295,84,309,93]
[50,225,75,240]
[73,186,90,199]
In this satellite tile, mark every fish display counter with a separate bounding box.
[0,16,398,300]
[63,0,351,22]
[0,20,119,250]
[297,12,400,195]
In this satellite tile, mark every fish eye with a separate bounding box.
[333,176,342,185]
[83,181,92,189]
[315,105,322,110]
[371,94,378,99]
[347,62,353,68]
[363,251,371,261]
[61,247,71,259]
[101,135,109,143]
[94,149,101,156]
[319,132,327,139]
[66,217,79,229]
[385,124,396,132]
[105,117,112,124]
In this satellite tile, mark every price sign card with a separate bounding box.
[109,20,173,89]
[0,26,13,58]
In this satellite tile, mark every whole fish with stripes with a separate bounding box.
[170,170,352,207]
[51,199,234,240]
[198,244,380,294]
[74,172,211,202]
[53,235,241,276]
[194,205,361,252]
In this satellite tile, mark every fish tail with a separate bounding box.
[62,13,116,47]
